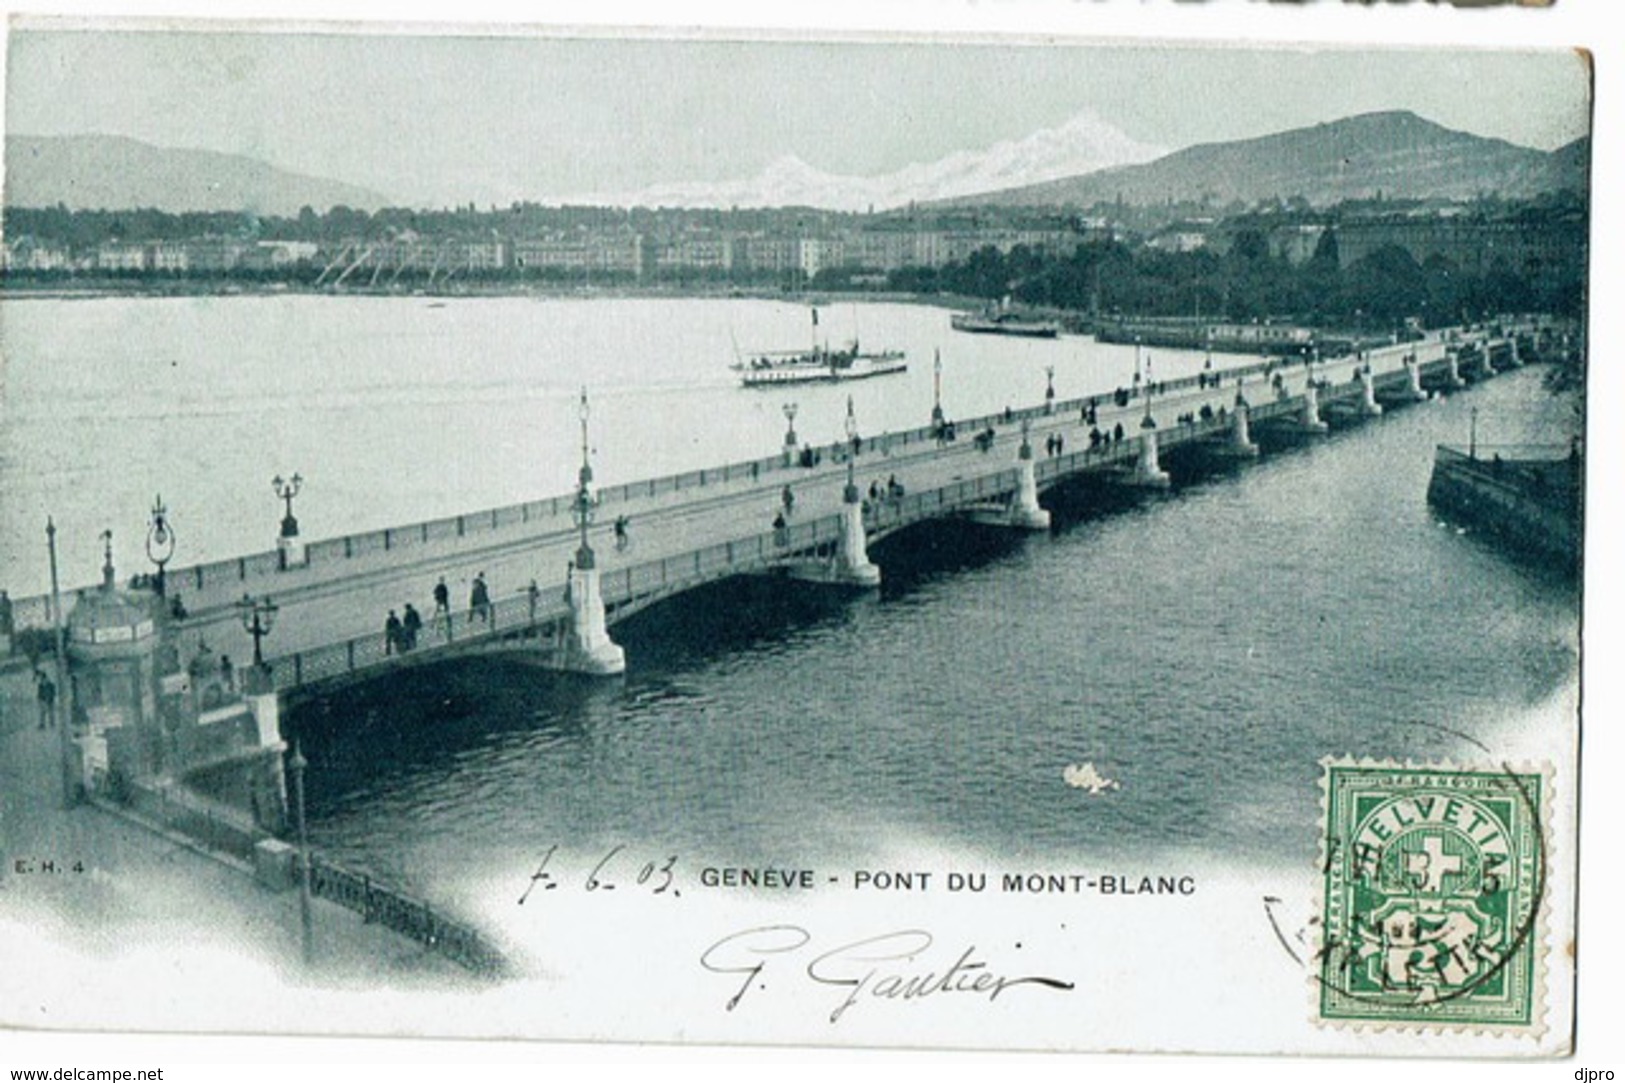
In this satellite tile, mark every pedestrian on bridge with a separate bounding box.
[433,577,450,617]
[220,654,234,692]
[471,573,492,624]
[35,669,55,730]
[385,610,404,656]
[402,604,423,650]
[782,485,796,517]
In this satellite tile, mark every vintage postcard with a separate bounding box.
[0,9,1594,1066]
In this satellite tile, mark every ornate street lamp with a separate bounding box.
[782,402,799,448]
[1141,351,1157,430]
[932,349,944,427]
[145,495,175,597]
[573,388,596,570]
[236,594,278,667]
[844,395,860,502]
[1045,365,1056,408]
[272,473,303,540]
[287,741,314,965]
[45,518,75,807]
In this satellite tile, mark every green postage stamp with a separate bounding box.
[1317,760,1549,1032]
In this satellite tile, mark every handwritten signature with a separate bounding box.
[700,925,1074,1023]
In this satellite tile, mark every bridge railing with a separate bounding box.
[308,855,506,975]
[268,585,573,692]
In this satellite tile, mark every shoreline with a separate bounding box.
[0,277,973,309]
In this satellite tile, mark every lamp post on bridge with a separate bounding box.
[931,349,944,429]
[824,394,881,585]
[1044,365,1056,415]
[844,395,860,503]
[782,402,799,467]
[1141,350,1157,430]
[145,495,175,599]
[45,518,76,808]
[237,594,278,670]
[574,388,596,571]
[558,388,625,673]
[286,741,314,966]
[272,473,306,569]
[272,473,302,538]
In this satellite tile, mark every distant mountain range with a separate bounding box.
[571,110,1166,212]
[3,134,389,215]
[938,111,1588,210]
[2,111,1587,218]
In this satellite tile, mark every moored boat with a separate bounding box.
[736,343,907,386]
[950,298,1060,338]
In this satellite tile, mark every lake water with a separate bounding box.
[0,294,1580,942]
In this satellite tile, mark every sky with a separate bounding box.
[2,20,1595,209]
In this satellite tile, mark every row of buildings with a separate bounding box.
[1,222,1108,281]
[1145,204,1586,276]
[2,204,1584,283]
[4,237,320,275]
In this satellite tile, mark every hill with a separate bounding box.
[4,134,389,215]
[939,111,1586,209]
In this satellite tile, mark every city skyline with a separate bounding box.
[5,26,1591,210]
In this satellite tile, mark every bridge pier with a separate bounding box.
[1403,357,1428,401]
[832,485,883,585]
[1475,345,1496,379]
[961,428,1050,529]
[1009,434,1053,529]
[554,558,626,675]
[1299,383,1329,434]
[1131,426,1171,488]
[1229,402,1260,457]
[1357,367,1383,417]
[1507,336,1524,367]
[1443,350,1467,389]
[788,480,881,587]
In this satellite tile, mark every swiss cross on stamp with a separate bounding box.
[1316,761,1547,1032]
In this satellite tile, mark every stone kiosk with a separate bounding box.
[64,555,289,836]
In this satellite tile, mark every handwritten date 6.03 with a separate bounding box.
[517,845,681,904]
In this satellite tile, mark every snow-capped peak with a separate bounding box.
[564,109,1165,211]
